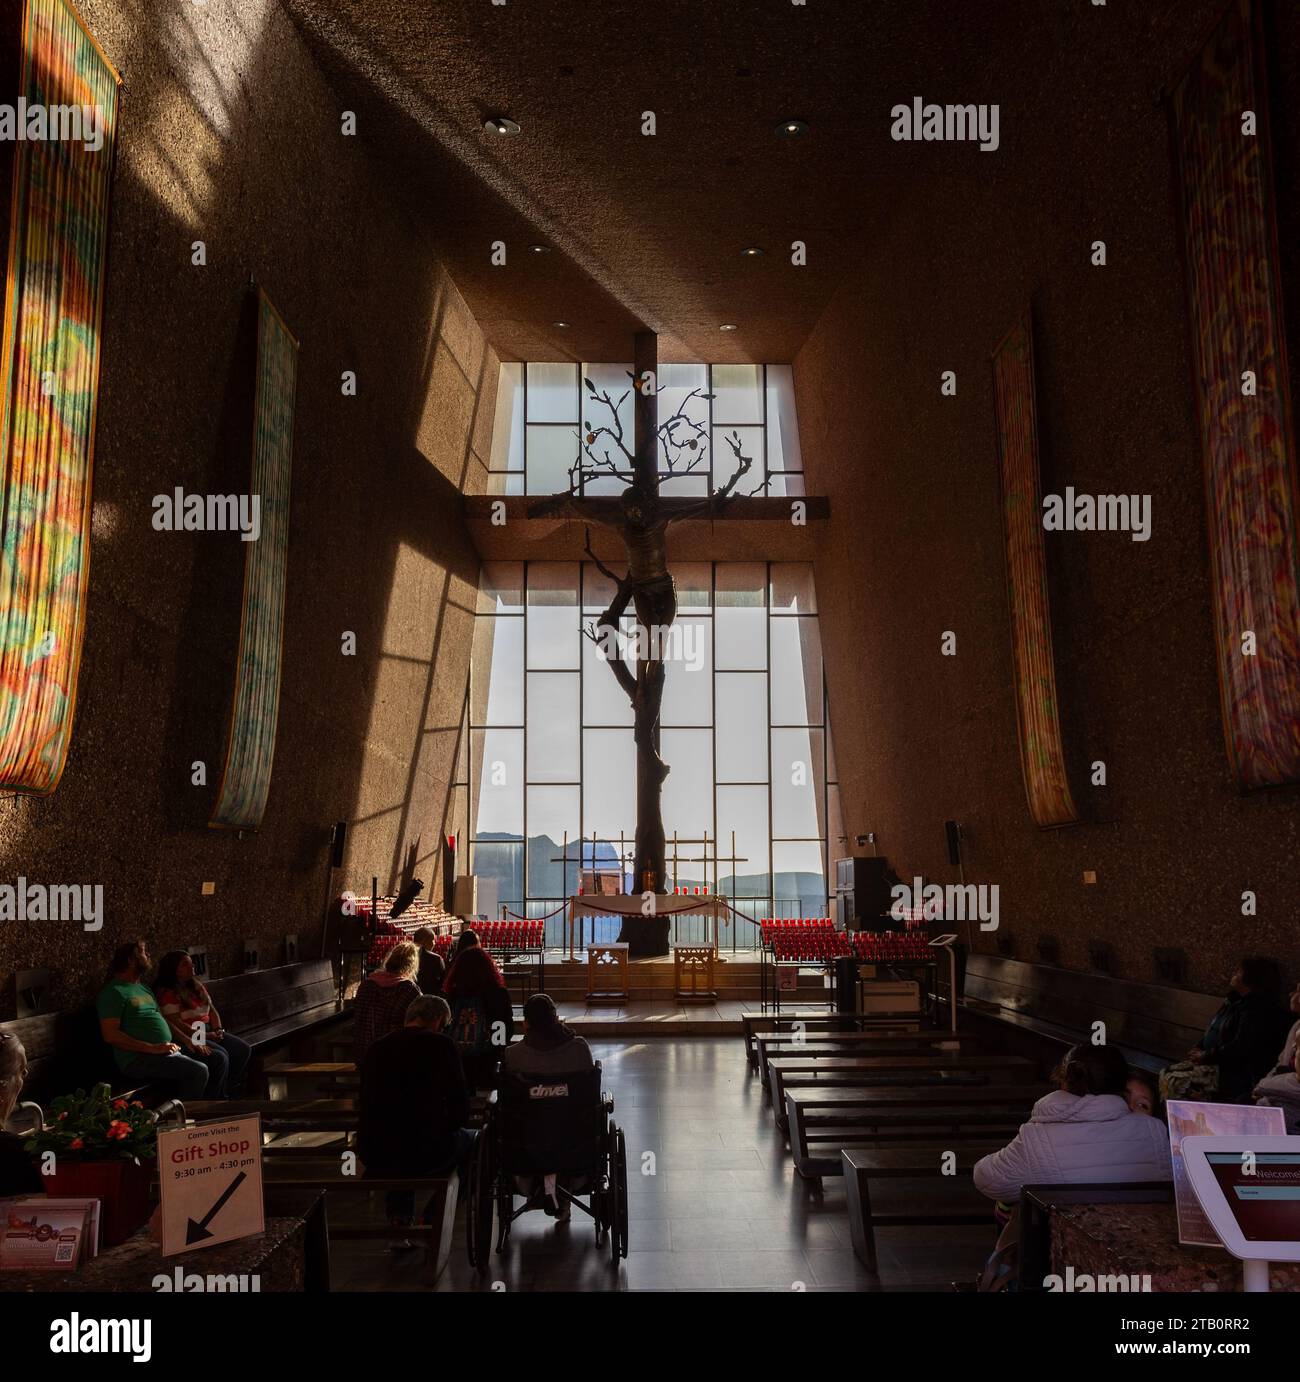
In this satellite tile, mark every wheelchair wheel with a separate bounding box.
[615,1126,629,1259]
[467,1130,494,1272]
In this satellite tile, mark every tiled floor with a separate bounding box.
[330,1036,997,1292]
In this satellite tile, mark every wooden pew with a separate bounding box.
[962,953,1219,1076]
[755,1033,987,1100]
[842,1143,1005,1268]
[784,1084,1038,1178]
[742,1011,932,1069]
[767,1053,1037,1123]
[261,1159,460,1282]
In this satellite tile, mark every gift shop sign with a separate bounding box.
[158,1116,265,1257]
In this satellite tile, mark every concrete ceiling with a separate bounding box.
[284,0,1022,364]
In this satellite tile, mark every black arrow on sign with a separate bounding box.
[185,1170,247,1245]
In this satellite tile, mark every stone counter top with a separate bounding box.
[0,1214,307,1292]
[1051,1202,1300,1292]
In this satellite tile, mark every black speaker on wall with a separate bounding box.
[442,834,457,912]
[944,820,963,868]
[330,820,347,869]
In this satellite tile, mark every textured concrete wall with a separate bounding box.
[796,0,1300,995]
[0,0,494,1016]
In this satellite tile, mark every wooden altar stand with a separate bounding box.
[673,945,718,1001]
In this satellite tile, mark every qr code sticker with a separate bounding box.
[55,1241,74,1263]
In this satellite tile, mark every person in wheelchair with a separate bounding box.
[502,994,594,1218]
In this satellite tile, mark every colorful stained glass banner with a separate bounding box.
[994,312,1078,829]
[210,291,298,830]
[1169,0,1300,790]
[0,0,119,793]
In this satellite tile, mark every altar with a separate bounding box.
[566,893,731,958]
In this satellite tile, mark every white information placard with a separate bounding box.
[158,1115,265,1257]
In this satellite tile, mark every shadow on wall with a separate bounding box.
[0,0,495,1016]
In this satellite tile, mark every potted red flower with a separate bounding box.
[24,1083,157,1247]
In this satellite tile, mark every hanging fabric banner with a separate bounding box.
[0,0,120,793]
[993,311,1079,829]
[209,290,298,830]
[1168,0,1300,790]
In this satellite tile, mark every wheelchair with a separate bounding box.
[465,1062,629,1268]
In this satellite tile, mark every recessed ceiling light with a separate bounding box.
[741,247,764,257]
[553,320,570,328]
[529,244,550,254]
[719,323,738,332]
[484,116,521,136]
[775,118,808,138]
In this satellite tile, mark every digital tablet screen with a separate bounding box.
[1207,1152,1300,1242]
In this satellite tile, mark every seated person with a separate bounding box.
[1266,980,1300,1076]
[353,941,421,1066]
[1126,1071,1158,1117]
[0,1033,43,1195]
[412,927,446,996]
[1160,957,1293,1104]
[153,950,251,1099]
[974,1044,1173,1203]
[1253,1043,1300,1133]
[97,941,208,1100]
[357,995,475,1241]
[443,944,514,1090]
[503,994,592,1077]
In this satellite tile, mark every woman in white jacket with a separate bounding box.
[974,1044,1173,1202]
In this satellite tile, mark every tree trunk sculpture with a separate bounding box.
[527,332,764,897]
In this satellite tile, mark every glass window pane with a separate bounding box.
[658,474,709,497]
[715,563,767,670]
[716,784,769,898]
[770,563,817,615]
[582,560,627,614]
[526,785,580,898]
[526,562,579,669]
[581,363,634,448]
[660,616,712,726]
[672,563,712,611]
[772,840,827,917]
[477,562,524,614]
[661,728,713,846]
[711,364,763,425]
[525,425,578,495]
[487,470,525,495]
[765,364,802,472]
[657,364,710,475]
[582,621,634,726]
[471,616,523,726]
[583,728,636,843]
[491,362,524,471]
[526,672,579,781]
[526,362,578,422]
[770,616,823,724]
[472,727,523,837]
[715,672,767,782]
[771,727,825,838]
[471,840,524,914]
[713,425,764,493]
[766,472,805,498]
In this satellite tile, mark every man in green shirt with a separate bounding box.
[96,941,209,1098]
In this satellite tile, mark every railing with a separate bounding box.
[496,897,831,953]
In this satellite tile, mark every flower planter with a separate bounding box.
[42,1158,156,1248]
